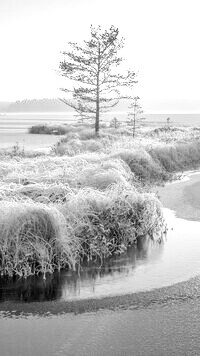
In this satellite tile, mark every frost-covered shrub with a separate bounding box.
[111,148,169,182]
[60,184,165,263]
[0,201,74,277]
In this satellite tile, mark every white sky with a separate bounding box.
[1,0,200,113]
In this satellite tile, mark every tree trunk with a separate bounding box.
[95,92,100,136]
[133,112,136,137]
[95,45,100,137]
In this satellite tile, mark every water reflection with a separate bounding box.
[0,236,163,303]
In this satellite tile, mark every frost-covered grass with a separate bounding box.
[0,181,164,277]
[110,148,170,183]
[59,184,165,263]
[0,151,165,277]
[149,140,200,173]
[145,126,200,144]
[0,201,74,278]
[2,123,200,277]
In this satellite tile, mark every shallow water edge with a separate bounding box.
[1,170,200,315]
[1,273,200,317]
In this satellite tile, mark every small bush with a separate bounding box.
[29,124,68,135]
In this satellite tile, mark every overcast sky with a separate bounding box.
[1,0,200,113]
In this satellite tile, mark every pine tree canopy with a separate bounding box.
[59,25,137,135]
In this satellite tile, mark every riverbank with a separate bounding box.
[1,125,200,277]
[1,170,200,315]
[1,157,200,355]
[2,121,200,273]
[1,273,200,316]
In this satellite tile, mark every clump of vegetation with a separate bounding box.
[110,148,169,183]
[0,182,71,204]
[52,138,83,156]
[82,139,104,152]
[0,184,164,277]
[0,201,74,278]
[146,126,200,144]
[3,120,200,278]
[149,141,200,173]
[0,156,133,192]
[52,136,107,156]
[0,146,166,277]
[78,128,97,140]
[152,126,181,135]
[29,124,69,135]
[60,184,165,263]
[0,142,26,158]
[77,159,133,190]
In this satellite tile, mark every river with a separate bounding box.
[1,172,200,355]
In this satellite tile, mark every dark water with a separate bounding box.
[1,208,200,303]
[0,236,163,303]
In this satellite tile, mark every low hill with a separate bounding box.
[0,98,132,113]
[3,98,71,112]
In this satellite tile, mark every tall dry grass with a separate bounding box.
[110,148,169,182]
[59,184,165,264]
[149,140,200,173]
[0,201,74,278]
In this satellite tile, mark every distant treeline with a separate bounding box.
[0,99,71,113]
[0,98,131,113]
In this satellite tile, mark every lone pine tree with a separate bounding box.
[59,25,137,136]
[128,96,143,137]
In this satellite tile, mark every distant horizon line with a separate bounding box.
[1,111,200,115]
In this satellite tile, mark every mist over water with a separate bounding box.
[1,113,200,134]
[1,112,200,151]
